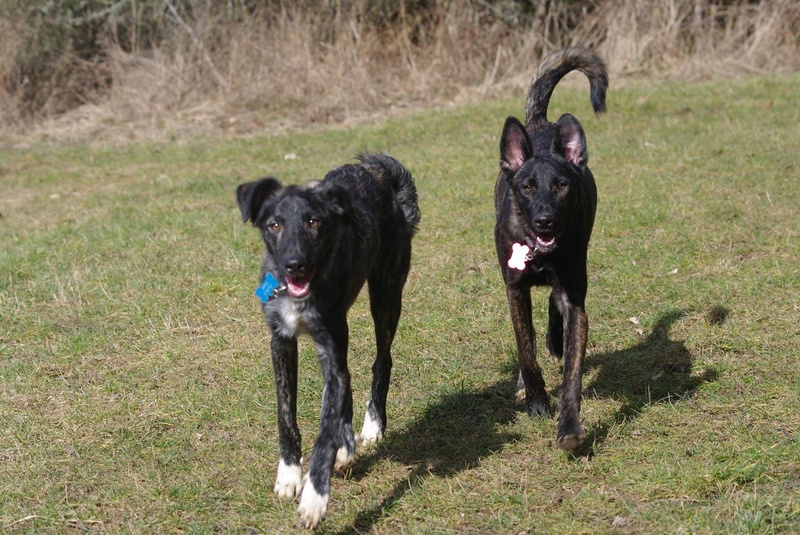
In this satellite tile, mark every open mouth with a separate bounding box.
[532,233,557,253]
[286,276,312,299]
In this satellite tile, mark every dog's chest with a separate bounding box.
[268,298,314,338]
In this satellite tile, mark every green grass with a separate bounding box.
[2,73,799,533]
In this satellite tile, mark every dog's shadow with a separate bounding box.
[339,377,521,534]
[578,309,718,454]
[336,309,717,534]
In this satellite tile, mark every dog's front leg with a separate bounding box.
[297,324,353,529]
[507,283,552,417]
[270,334,304,498]
[555,298,588,452]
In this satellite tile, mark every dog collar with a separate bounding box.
[508,243,534,271]
[255,273,287,303]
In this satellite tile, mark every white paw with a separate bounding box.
[358,408,383,445]
[273,459,303,498]
[296,479,329,529]
[333,445,355,473]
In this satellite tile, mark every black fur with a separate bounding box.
[237,152,420,528]
[494,48,607,452]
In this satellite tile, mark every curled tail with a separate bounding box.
[359,152,421,236]
[525,48,608,128]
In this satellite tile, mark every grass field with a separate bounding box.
[1,73,799,533]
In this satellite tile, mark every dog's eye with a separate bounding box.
[522,183,533,192]
[268,222,281,232]
[556,182,568,191]
[307,218,319,228]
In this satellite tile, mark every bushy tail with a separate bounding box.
[525,48,608,128]
[359,152,421,235]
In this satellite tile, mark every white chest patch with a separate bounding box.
[274,298,309,338]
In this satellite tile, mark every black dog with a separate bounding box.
[237,153,420,528]
[494,48,608,451]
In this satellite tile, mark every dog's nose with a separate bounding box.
[284,257,307,275]
[534,214,554,231]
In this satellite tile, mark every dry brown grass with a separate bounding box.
[2,0,799,143]
[598,0,800,77]
[0,18,24,127]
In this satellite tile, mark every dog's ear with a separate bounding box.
[500,116,532,174]
[553,114,588,167]
[236,178,283,224]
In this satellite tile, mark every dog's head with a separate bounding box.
[499,114,588,254]
[237,178,350,299]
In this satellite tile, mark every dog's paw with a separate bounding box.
[296,479,329,529]
[546,338,564,364]
[527,399,553,418]
[518,390,553,418]
[333,445,355,474]
[358,408,384,445]
[555,428,585,452]
[274,459,303,498]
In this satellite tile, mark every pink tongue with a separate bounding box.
[536,236,555,247]
[286,277,310,298]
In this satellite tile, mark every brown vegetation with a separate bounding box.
[1,0,798,142]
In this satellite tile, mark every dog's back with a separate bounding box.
[324,152,420,241]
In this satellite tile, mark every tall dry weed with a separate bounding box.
[598,0,800,77]
[0,18,21,126]
[3,0,799,142]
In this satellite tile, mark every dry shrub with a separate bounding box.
[0,18,21,126]
[597,0,800,78]
[0,1,113,126]
[3,0,799,142]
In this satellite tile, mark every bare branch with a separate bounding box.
[163,0,228,89]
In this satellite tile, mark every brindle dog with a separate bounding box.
[494,48,608,452]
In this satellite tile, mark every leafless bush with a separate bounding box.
[1,0,798,141]
[597,0,800,77]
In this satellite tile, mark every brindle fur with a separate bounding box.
[494,48,607,452]
[237,152,420,528]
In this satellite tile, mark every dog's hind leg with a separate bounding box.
[507,284,552,417]
[270,335,304,498]
[546,291,565,363]
[360,255,409,444]
[333,365,355,475]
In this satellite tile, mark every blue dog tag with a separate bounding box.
[255,273,281,303]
